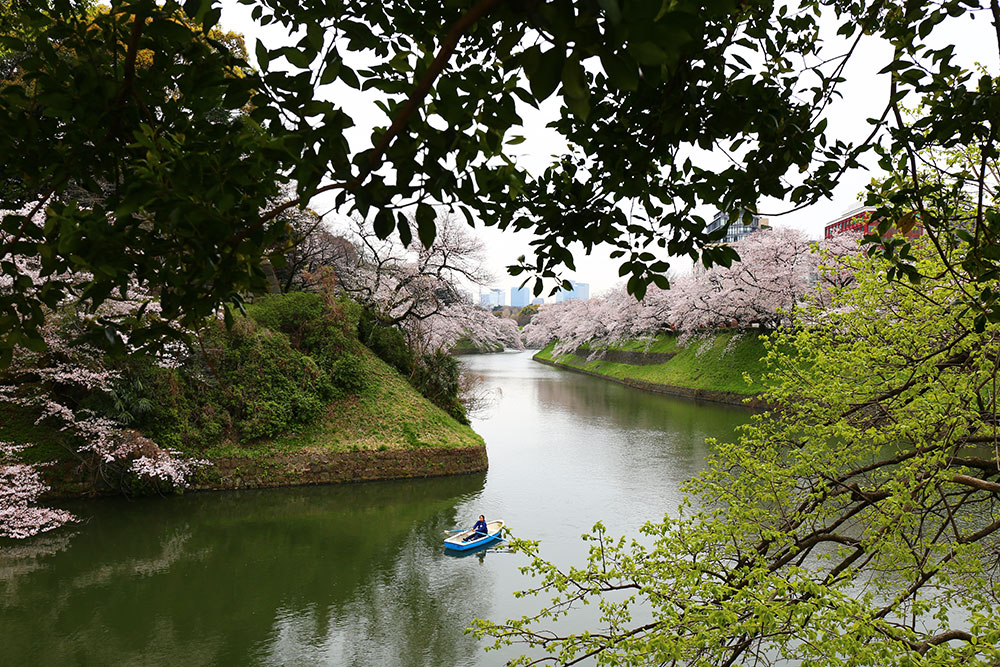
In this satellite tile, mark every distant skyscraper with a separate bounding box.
[511,286,530,308]
[555,281,590,303]
[480,288,505,308]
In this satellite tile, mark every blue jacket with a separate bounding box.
[472,519,488,535]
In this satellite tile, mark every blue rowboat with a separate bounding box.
[443,520,504,551]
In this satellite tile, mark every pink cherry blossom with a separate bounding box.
[0,442,76,539]
[523,229,862,350]
[1,209,206,539]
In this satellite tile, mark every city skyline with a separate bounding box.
[476,281,591,306]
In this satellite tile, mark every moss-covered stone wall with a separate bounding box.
[190,445,489,491]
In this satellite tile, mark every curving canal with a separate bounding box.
[0,351,751,666]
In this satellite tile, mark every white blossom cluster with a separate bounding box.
[332,215,525,354]
[128,453,207,487]
[0,442,76,540]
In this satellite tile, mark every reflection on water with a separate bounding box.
[0,351,750,666]
[0,477,486,666]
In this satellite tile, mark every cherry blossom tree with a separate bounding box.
[417,304,523,354]
[1,209,206,538]
[267,186,358,294]
[524,229,863,351]
[665,228,818,330]
[332,214,521,353]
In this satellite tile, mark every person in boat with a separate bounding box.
[463,515,488,542]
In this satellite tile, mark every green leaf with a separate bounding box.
[397,216,412,247]
[629,41,670,66]
[373,209,395,239]
[526,46,565,102]
[598,0,623,24]
[416,204,437,248]
[565,95,590,121]
[600,53,639,91]
[285,47,314,69]
[255,40,271,70]
[561,57,587,100]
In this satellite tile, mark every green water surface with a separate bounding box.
[0,351,750,666]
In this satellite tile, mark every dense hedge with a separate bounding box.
[413,349,467,424]
[357,307,412,375]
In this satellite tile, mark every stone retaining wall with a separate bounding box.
[535,355,767,409]
[41,445,488,499]
[190,445,489,491]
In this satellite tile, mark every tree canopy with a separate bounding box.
[4,0,996,356]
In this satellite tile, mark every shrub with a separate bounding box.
[238,399,293,441]
[413,350,468,424]
[247,291,362,368]
[330,353,369,395]
[357,308,413,375]
[246,291,326,344]
[216,319,334,439]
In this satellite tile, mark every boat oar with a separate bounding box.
[443,529,466,534]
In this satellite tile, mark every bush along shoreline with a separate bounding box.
[1,292,487,504]
[532,331,771,408]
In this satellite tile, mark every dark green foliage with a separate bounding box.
[94,294,373,449]
[357,308,413,376]
[106,381,155,427]
[213,319,334,440]
[98,360,221,451]
[0,3,294,362]
[3,0,999,365]
[330,353,368,396]
[412,350,467,425]
[247,291,327,336]
[247,292,362,370]
[514,304,539,327]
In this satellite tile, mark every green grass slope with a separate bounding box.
[203,346,483,460]
[534,332,770,395]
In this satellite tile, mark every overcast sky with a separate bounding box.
[219,2,997,300]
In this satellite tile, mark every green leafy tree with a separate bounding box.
[473,239,1000,665]
[0,2,290,360]
[867,96,1000,330]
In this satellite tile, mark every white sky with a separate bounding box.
[219,2,998,300]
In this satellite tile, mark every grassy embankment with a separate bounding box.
[534,331,772,400]
[1,347,484,495]
[1,294,486,497]
[190,346,487,490]
[201,347,481,459]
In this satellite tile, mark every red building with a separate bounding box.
[823,206,922,240]
[823,207,877,239]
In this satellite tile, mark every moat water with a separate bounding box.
[0,351,751,666]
